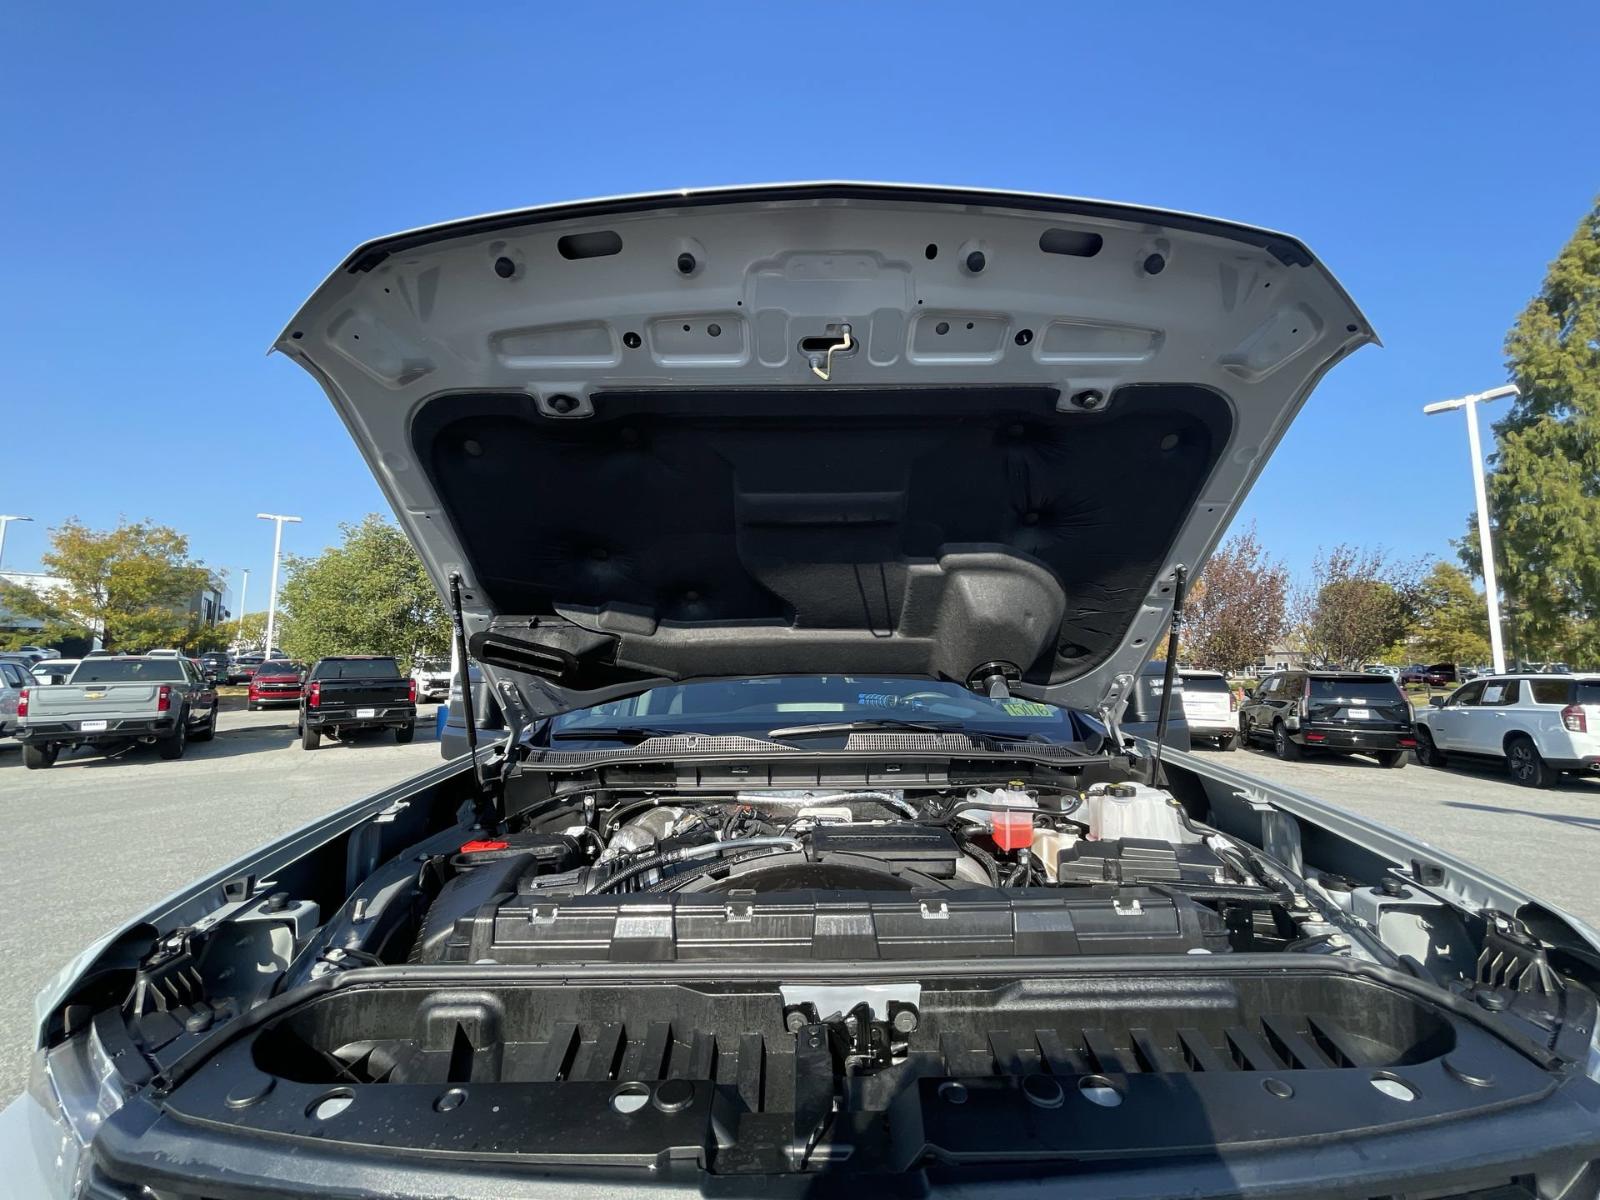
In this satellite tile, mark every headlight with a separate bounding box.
[22,1032,121,1199]
[19,937,128,1197]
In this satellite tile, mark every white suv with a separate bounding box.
[1414,674,1600,787]
[1178,669,1239,750]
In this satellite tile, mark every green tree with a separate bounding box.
[1181,526,1290,673]
[0,519,213,651]
[228,610,273,654]
[1412,563,1491,665]
[278,515,447,669]
[1480,197,1600,663]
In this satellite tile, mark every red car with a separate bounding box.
[247,660,306,710]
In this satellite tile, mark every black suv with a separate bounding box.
[1239,670,1414,768]
[197,652,231,685]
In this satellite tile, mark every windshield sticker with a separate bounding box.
[856,692,899,708]
[1000,700,1055,718]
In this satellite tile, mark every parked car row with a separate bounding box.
[7,652,419,767]
[1193,666,1600,789]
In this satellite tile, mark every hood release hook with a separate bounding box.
[808,324,853,381]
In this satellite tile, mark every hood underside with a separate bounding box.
[276,183,1374,717]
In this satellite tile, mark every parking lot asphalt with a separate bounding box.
[0,700,449,1103]
[0,717,1594,1105]
[1194,742,1600,930]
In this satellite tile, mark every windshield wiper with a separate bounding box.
[766,718,1069,749]
[549,725,704,743]
[550,719,1067,751]
[765,717,965,739]
[549,725,791,746]
[958,727,1061,745]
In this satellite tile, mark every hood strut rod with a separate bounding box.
[1150,564,1188,785]
[448,572,497,829]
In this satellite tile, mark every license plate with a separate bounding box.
[1345,709,1370,719]
[80,719,108,732]
[356,708,377,719]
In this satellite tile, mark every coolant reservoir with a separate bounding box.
[971,783,1037,851]
[1084,783,1192,843]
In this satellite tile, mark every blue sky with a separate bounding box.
[2,3,1596,617]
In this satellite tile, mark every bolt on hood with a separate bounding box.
[275,183,1374,718]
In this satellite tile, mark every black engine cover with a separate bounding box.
[419,884,1227,964]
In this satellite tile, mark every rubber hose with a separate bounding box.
[590,836,804,895]
[647,846,804,894]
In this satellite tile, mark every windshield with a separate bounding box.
[255,661,304,677]
[1309,677,1404,702]
[1576,681,1600,705]
[311,657,402,680]
[1180,675,1229,694]
[70,659,186,683]
[548,675,1099,743]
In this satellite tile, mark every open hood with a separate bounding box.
[276,183,1374,718]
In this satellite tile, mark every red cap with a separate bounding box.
[992,813,1034,852]
[459,839,510,854]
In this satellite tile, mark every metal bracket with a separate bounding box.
[1096,671,1135,747]
[779,983,921,1024]
[1229,792,1306,877]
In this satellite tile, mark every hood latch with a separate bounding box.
[805,323,854,381]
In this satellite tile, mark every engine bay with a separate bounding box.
[66,759,1600,1193]
[383,779,1322,970]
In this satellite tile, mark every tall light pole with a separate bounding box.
[1422,384,1518,675]
[256,514,301,658]
[234,568,250,648]
[0,514,33,572]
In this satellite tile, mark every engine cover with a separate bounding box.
[418,885,1227,964]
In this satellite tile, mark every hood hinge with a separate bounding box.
[1096,671,1135,748]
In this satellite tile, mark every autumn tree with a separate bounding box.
[0,519,215,651]
[1294,545,1426,669]
[278,515,447,669]
[1477,197,1600,663]
[1181,526,1289,673]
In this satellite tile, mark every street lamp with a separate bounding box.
[234,568,250,648]
[1422,384,1518,675]
[0,514,33,572]
[256,514,302,658]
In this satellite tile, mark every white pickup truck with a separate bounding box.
[409,656,453,703]
[15,654,218,768]
[1414,672,1600,787]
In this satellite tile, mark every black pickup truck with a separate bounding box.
[298,655,416,750]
